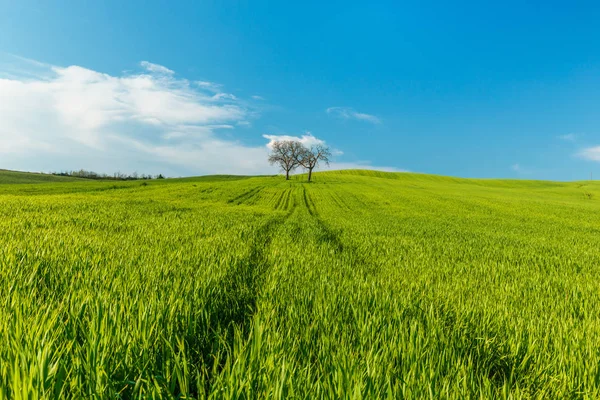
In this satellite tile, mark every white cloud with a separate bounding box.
[0,56,278,175]
[578,147,600,162]
[262,132,325,149]
[261,132,404,173]
[212,93,237,101]
[252,95,265,100]
[194,80,222,92]
[0,55,405,176]
[326,106,381,124]
[140,61,174,75]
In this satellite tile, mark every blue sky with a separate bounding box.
[1,0,600,179]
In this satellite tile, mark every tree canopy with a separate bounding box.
[268,141,331,181]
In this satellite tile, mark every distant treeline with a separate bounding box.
[51,170,165,181]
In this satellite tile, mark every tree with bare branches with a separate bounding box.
[297,144,331,182]
[268,140,304,180]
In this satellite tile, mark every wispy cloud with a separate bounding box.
[578,146,600,162]
[558,133,578,142]
[212,93,237,101]
[326,107,381,124]
[262,132,325,149]
[511,163,521,172]
[140,61,174,75]
[194,81,223,92]
[0,52,55,80]
[252,95,265,100]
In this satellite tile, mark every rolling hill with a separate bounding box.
[1,169,599,398]
[0,169,88,184]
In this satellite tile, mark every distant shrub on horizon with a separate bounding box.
[51,169,165,181]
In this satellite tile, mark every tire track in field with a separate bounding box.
[302,186,315,216]
[227,186,264,205]
[274,188,292,211]
[219,199,296,322]
[197,189,297,391]
[301,186,378,277]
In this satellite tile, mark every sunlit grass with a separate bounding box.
[1,170,600,398]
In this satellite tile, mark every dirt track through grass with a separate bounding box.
[2,170,600,398]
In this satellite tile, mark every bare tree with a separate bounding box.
[268,140,304,180]
[298,144,331,182]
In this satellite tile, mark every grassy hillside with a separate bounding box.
[0,169,89,184]
[1,170,600,398]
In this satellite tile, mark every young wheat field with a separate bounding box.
[2,169,600,399]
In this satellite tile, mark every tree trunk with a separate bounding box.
[308,168,313,182]
[286,169,290,180]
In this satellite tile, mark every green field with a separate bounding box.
[1,169,600,398]
[0,170,89,184]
